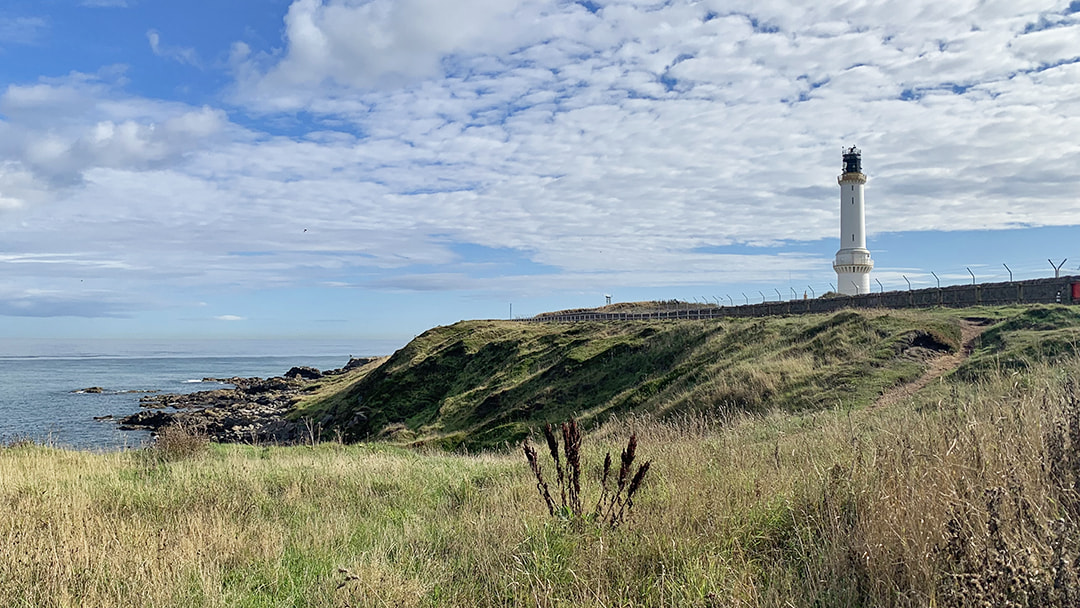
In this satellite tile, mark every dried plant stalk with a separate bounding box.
[593,452,612,518]
[523,442,556,516]
[544,423,567,508]
[563,419,583,516]
[612,460,651,526]
[524,419,650,528]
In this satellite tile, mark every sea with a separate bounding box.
[0,338,402,450]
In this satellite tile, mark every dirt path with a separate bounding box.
[873,319,989,409]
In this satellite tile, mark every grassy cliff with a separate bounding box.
[291,307,973,449]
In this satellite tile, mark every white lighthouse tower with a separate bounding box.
[833,146,873,295]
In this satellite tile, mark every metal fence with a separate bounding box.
[520,276,1080,323]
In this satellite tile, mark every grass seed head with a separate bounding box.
[617,433,638,489]
[523,441,556,516]
[627,461,651,501]
[543,424,561,469]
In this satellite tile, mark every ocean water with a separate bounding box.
[0,339,401,450]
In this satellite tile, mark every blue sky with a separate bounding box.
[1,0,1079,354]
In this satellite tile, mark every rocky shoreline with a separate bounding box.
[116,357,377,444]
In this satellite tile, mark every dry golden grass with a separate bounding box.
[4,353,1080,606]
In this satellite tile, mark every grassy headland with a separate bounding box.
[291,307,966,449]
[4,305,1080,606]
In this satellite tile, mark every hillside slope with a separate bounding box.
[291,308,991,449]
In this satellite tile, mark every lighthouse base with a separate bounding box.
[834,248,873,296]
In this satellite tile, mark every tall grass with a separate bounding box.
[4,353,1080,606]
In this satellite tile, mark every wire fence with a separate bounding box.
[521,275,1080,323]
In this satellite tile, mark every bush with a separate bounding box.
[151,423,209,461]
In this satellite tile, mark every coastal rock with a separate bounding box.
[285,366,322,380]
[344,357,379,370]
[321,357,380,376]
[119,410,175,430]
[119,364,334,444]
[75,387,159,395]
[140,389,240,409]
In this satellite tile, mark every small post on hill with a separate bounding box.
[1003,263,1013,282]
[876,278,884,293]
[967,267,976,285]
[931,272,941,289]
[903,275,911,291]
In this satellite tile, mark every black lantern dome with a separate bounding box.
[842,146,862,174]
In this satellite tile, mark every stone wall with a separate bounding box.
[521,275,1080,323]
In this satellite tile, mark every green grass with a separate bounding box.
[0,441,525,607]
[954,306,1080,379]
[292,307,974,449]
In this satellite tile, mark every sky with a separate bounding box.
[1,0,1078,353]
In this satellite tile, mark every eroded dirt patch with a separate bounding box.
[875,319,990,409]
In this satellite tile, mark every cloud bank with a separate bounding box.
[2,0,1080,319]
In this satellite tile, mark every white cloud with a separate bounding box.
[0,16,47,45]
[80,0,131,7]
[215,315,247,322]
[370,251,828,296]
[1009,22,1080,62]
[0,286,133,318]
[0,71,233,190]
[232,0,556,109]
[0,253,130,269]
[0,162,49,210]
[146,29,200,67]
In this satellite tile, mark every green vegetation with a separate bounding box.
[5,304,1080,606]
[956,305,1080,378]
[292,308,965,449]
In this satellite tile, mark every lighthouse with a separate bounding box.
[833,146,873,295]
